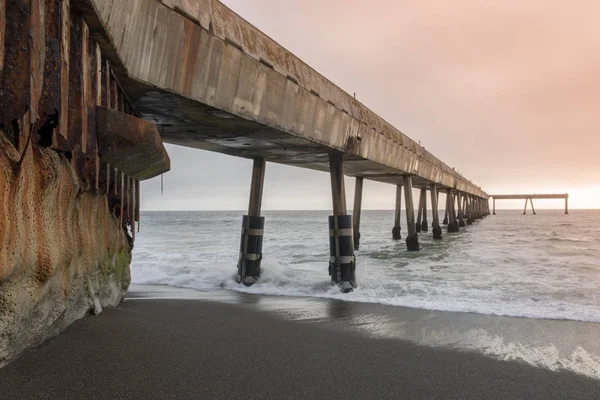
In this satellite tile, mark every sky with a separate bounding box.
[141,0,600,210]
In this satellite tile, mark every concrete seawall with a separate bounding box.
[0,137,131,366]
[0,0,170,366]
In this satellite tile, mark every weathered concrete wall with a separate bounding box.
[87,0,487,197]
[0,0,169,366]
[0,131,131,367]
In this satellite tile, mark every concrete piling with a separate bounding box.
[237,157,266,286]
[446,190,458,233]
[420,188,429,232]
[457,192,465,227]
[466,195,473,225]
[403,176,420,251]
[392,184,402,240]
[328,153,356,292]
[430,184,442,240]
[352,177,363,250]
[416,190,424,233]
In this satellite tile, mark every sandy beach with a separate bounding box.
[1,286,599,400]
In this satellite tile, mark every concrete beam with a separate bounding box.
[491,194,568,200]
[96,106,170,180]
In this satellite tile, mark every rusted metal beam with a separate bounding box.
[67,12,83,153]
[135,179,140,222]
[132,179,136,240]
[105,162,110,194]
[81,19,88,152]
[30,0,45,124]
[96,106,170,180]
[0,0,5,73]
[0,0,31,126]
[120,172,124,226]
[111,77,118,110]
[59,0,70,140]
[102,59,110,107]
[36,0,61,148]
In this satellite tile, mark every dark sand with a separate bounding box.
[1,295,600,399]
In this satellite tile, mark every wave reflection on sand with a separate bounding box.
[127,285,600,380]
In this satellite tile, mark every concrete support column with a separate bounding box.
[392,184,402,240]
[565,196,569,215]
[237,157,266,286]
[430,184,442,240]
[443,191,449,225]
[415,189,424,233]
[403,176,420,251]
[466,196,473,225]
[448,191,459,232]
[523,198,528,215]
[447,190,458,232]
[475,197,482,220]
[421,188,429,232]
[352,177,363,250]
[529,198,537,215]
[457,192,465,227]
[493,198,496,215]
[328,153,355,292]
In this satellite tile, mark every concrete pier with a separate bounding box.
[328,153,356,292]
[403,176,420,251]
[420,189,429,232]
[491,194,569,215]
[392,185,402,240]
[430,184,443,240]
[352,177,364,250]
[237,157,266,286]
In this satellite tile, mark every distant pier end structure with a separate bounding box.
[490,194,569,215]
[74,0,489,290]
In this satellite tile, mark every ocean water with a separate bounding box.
[131,209,600,323]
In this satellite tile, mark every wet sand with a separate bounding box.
[1,286,600,399]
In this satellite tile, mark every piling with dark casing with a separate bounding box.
[420,188,429,232]
[457,192,466,227]
[452,192,460,229]
[352,176,363,250]
[447,190,459,233]
[415,190,424,233]
[466,195,473,225]
[328,153,356,292]
[237,157,266,286]
[443,190,451,226]
[403,176,420,251]
[430,184,442,239]
[392,184,402,240]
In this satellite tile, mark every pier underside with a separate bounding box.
[124,86,438,188]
